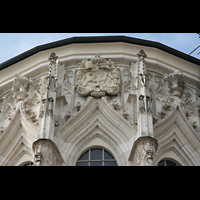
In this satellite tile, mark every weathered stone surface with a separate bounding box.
[129,136,158,166]
[33,139,64,166]
[0,40,199,166]
[75,54,120,98]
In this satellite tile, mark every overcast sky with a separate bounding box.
[0,33,199,64]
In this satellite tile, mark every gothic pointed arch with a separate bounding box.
[154,106,200,166]
[60,97,135,166]
[0,109,36,165]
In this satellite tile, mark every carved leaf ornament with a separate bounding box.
[75,54,120,98]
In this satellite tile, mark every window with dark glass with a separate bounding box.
[157,159,180,166]
[76,148,117,166]
[22,162,33,166]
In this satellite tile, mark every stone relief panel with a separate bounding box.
[130,137,158,166]
[63,70,73,96]
[122,68,131,85]
[0,93,17,130]
[33,139,64,166]
[21,93,40,126]
[41,76,48,99]
[29,79,42,97]
[0,52,199,146]
[75,54,120,98]
[0,75,44,133]
[12,75,33,102]
[148,69,200,132]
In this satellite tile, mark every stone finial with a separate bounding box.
[48,52,58,63]
[47,52,58,91]
[137,50,147,59]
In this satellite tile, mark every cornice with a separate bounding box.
[0,35,200,72]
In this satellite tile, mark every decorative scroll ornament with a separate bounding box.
[75,54,120,98]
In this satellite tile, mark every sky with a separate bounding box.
[0,33,199,64]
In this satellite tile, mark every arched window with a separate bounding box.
[76,148,117,166]
[157,159,180,166]
[22,162,33,166]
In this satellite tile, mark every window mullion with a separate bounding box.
[76,148,117,166]
[89,149,90,166]
[102,149,104,166]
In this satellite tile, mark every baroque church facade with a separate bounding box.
[0,35,200,166]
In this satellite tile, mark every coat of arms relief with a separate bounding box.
[75,54,120,98]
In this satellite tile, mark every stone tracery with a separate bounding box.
[0,45,199,166]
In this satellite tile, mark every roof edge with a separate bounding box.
[0,35,200,71]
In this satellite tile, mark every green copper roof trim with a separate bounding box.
[0,35,200,71]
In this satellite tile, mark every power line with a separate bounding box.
[189,45,200,55]
[189,33,200,56]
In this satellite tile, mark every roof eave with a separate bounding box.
[0,35,199,71]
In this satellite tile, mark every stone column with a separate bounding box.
[128,50,158,166]
[37,53,58,140]
[33,53,65,166]
[135,50,154,138]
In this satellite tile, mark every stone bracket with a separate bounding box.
[32,139,65,166]
[128,136,158,166]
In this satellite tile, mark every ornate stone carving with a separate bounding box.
[155,78,164,92]
[75,54,120,98]
[136,73,149,90]
[146,96,152,114]
[137,49,147,61]
[192,121,197,129]
[55,120,59,127]
[63,71,73,95]
[164,70,185,98]
[110,100,120,110]
[12,75,33,102]
[5,75,41,127]
[122,69,131,84]
[37,53,58,140]
[64,70,74,86]
[158,98,173,117]
[33,139,64,166]
[157,71,186,118]
[75,101,82,111]
[120,108,129,119]
[155,77,166,101]
[64,111,71,119]
[153,115,160,124]
[39,99,46,118]
[139,95,145,113]
[21,95,40,126]
[181,92,195,118]
[136,50,150,90]
[47,52,58,91]
[129,136,158,166]
[47,97,54,116]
